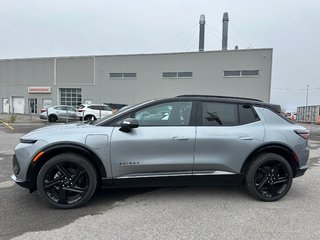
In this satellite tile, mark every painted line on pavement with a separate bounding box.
[0,119,14,130]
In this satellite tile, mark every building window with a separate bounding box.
[162,72,193,79]
[109,73,137,79]
[224,71,241,77]
[60,88,82,107]
[224,70,259,77]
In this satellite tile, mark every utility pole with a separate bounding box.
[306,84,309,107]
[305,84,309,122]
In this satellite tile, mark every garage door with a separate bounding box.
[12,97,25,114]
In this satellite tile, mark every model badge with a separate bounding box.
[119,162,139,166]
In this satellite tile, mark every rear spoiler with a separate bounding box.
[268,104,281,113]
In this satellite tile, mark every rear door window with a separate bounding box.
[201,102,238,126]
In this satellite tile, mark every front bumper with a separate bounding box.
[11,174,32,190]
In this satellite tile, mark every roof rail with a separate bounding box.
[176,95,263,102]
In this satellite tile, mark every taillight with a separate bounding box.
[78,109,84,112]
[41,108,47,113]
[294,129,309,139]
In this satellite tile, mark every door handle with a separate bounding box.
[238,136,254,140]
[172,136,189,140]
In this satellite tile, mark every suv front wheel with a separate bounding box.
[37,153,97,209]
[246,153,293,201]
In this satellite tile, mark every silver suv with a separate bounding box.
[12,95,309,209]
[77,104,113,121]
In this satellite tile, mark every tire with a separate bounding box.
[37,153,97,209]
[48,114,58,122]
[246,153,293,202]
[84,115,96,121]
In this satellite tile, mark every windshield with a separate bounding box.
[93,99,155,125]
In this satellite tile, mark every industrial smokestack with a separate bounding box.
[199,14,205,51]
[222,12,229,50]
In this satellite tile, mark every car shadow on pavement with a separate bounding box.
[0,185,155,240]
[0,184,249,239]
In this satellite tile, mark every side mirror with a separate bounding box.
[119,118,139,133]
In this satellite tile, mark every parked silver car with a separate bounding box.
[40,105,78,122]
[13,95,309,208]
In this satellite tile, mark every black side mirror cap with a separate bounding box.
[119,118,139,133]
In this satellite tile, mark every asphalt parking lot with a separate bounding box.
[0,116,320,240]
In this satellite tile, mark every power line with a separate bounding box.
[206,23,250,48]
[181,27,198,51]
[205,25,221,41]
[145,24,198,52]
[272,87,320,91]
[229,22,254,48]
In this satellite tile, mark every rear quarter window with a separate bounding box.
[238,104,260,125]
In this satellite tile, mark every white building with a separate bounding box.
[0,48,273,114]
[297,105,320,123]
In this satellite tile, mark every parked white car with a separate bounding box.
[77,104,113,121]
[40,105,78,122]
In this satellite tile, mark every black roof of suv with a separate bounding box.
[175,95,281,113]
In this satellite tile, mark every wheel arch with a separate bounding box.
[241,144,299,177]
[26,142,107,192]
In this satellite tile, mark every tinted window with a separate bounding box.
[177,72,193,78]
[238,105,259,125]
[202,102,238,126]
[162,72,177,78]
[242,70,259,76]
[224,71,241,77]
[134,102,192,126]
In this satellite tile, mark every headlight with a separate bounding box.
[20,138,37,144]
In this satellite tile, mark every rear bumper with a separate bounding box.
[295,165,308,178]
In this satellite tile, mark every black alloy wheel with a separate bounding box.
[37,153,97,209]
[48,114,57,122]
[246,153,293,201]
[84,115,96,121]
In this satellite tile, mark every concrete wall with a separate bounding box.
[0,49,272,113]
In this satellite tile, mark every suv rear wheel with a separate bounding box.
[37,153,97,209]
[246,153,293,201]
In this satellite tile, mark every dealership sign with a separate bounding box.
[28,87,51,93]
